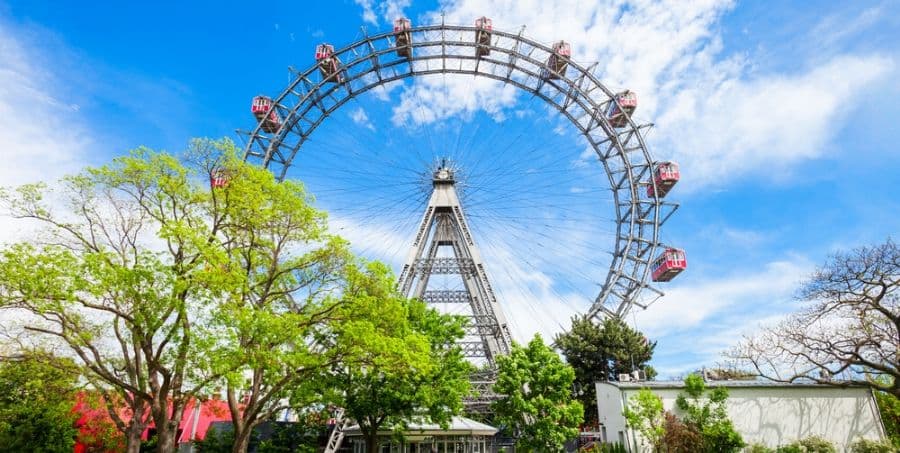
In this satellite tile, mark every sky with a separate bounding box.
[0,0,898,377]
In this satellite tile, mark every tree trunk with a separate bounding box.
[365,429,379,453]
[155,421,178,453]
[125,424,144,453]
[232,427,253,453]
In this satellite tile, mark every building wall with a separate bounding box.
[596,383,886,452]
[596,382,628,446]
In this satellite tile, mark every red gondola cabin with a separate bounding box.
[546,41,571,79]
[651,248,686,282]
[210,168,229,189]
[475,17,493,57]
[394,18,412,58]
[647,161,680,198]
[607,90,637,128]
[315,44,344,83]
[251,96,281,133]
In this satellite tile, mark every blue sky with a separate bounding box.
[1,0,898,377]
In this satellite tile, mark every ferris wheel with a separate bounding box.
[238,17,686,341]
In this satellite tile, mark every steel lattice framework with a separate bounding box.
[241,22,678,320]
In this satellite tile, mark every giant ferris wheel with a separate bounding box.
[239,17,685,392]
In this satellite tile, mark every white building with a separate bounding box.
[596,380,887,452]
[343,416,498,453]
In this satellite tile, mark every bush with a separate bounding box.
[850,438,897,453]
[745,443,775,453]
[662,412,702,453]
[676,374,745,453]
[776,436,837,453]
[581,442,627,453]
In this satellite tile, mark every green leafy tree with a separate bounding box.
[622,389,666,452]
[190,141,352,453]
[871,376,900,448]
[326,262,472,453]
[556,316,656,422]
[675,374,744,453]
[493,334,583,452]
[0,138,353,453]
[0,352,80,453]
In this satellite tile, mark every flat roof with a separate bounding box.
[600,380,869,390]
[345,416,498,437]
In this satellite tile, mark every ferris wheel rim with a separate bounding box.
[240,22,679,320]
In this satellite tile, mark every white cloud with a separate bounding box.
[0,24,92,187]
[635,258,810,337]
[657,54,893,189]
[356,0,894,189]
[354,0,410,26]
[0,19,93,244]
[391,75,519,126]
[349,107,376,131]
[631,257,814,377]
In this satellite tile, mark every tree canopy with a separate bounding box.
[325,261,472,453]
[0,138,358,453]
[0,352,81,453]
[555,316,656,422]
[492,334,583,451]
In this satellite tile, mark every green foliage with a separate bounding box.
[327,262,472,452]
[871,376,900,448]
[675,374,744,453]
[849,438,897,453]
[0,138,360,452]
[493,335,584,452]
[623,389,665,451]
[775,436,836,453]
[746,443,775,453]
[582,442,628,453]
[0,353,80,453]
[556,316,656,422]
[194,427,236,453]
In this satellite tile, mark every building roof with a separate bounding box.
[345,416,498,437]
[599,380,869,390]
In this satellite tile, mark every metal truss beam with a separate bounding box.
[241,22,676,323]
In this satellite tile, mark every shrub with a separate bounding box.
[676,374,745,453]
[850,438,897,453]
[662,411,703,453]
[746,443,775,453]
[776,436,837,453]
[581,443,628,453]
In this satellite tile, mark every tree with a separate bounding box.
[871,377,900,448]
[326,262,472,453]
[731,239,899,397]
[675,374,744,453]
[622,389,666,452]
[493,335,583,452]
[556,316,656,422]
[190,141,352,453]
[0,352,81,453]
[0,139,353,453]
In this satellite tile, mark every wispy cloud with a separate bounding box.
[0,21,93,187]
[635,257,813,377]
[354,0,410,26]
[349,107,376,131]
[356,0,894,190]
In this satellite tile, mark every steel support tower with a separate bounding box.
[396,163,513,407]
